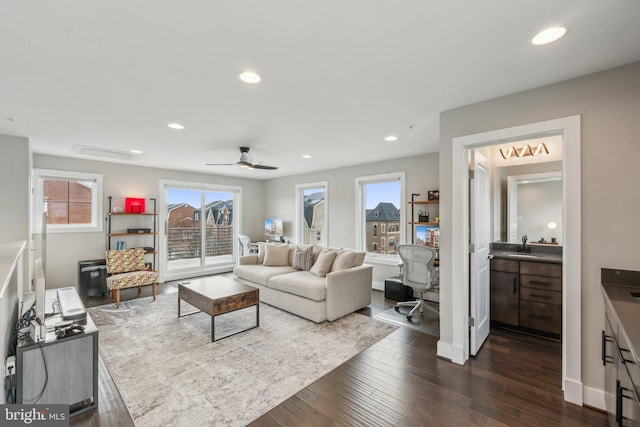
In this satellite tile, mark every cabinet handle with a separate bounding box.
[513,278,517,295]
[602,331,607,366]
[619,347,636,364]
[529,293,550,300]
[530,280,551,286]
[616,380,622,426]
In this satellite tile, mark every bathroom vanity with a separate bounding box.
[490,243,562,338]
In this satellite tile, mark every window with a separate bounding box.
[161,180,241,281]
[355,172,405,256]
[34,169,103,233]
[296,182,327,245]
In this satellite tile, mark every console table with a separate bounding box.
[16,289,98,417]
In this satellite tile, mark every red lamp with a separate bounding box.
[125,198,145,213]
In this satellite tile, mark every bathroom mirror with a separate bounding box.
[506,172,562,245]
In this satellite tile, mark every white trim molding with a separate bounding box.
[443,115,582,405]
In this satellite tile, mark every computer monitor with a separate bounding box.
[415,225,439,248]
[265,218,283,241]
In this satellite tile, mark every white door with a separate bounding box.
[470,150,491,356]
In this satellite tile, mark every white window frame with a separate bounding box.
[33,168,103,233]
[355,171,406,262]
[295,181,328,245]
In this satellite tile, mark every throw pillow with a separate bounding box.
[352,251,366,267]
[330,250,357,272]
[257,242,267,264]
[310,249,337,277]
[292,245,314,271]
[263,244,290,266]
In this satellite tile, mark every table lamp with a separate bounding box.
[547,222,557,243]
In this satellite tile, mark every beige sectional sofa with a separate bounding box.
[233,244,372,322]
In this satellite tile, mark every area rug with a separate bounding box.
[88,293,397,426]
[376,305,440,337]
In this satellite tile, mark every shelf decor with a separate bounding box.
[125,197,145,213]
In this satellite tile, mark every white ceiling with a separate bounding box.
[1,1,640,179]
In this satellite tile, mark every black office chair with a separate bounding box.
[394,244,439,321]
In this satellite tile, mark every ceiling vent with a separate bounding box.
[72,145,145,161]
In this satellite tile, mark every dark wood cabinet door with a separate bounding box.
[490,271,519,326]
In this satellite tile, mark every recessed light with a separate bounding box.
[384,135,398,142]
[167,122,185,130]
[302,155,312,159]
[531,25,569,46]
[238,71,261,84]
[130,149,143,154]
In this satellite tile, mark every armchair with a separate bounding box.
[394,244,439,321]
[105,248,158,308]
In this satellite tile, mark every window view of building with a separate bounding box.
[166,188,235,270]
[299,186,326,245]
[363,180,402,255]
[366,201,400,254]
[43,178,93,224]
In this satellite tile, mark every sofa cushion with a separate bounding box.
[263,244,290,266]
[310,249,337,277]
[233,264,297,286]
[268,271,326,301]
[352,251,366,267]
[330,250,357,272]
[292,245,314,271]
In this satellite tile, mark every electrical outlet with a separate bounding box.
[5,355,15,376]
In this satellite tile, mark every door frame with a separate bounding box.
[447,116,582,405]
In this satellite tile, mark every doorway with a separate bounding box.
[446,116,582,406]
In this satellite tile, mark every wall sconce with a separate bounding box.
[547,221,557,243]
[125,198,145,213]
[500,142,549,159]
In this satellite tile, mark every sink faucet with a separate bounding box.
[518,235,531,253]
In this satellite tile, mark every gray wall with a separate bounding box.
[1,135,31,242]
[33,154,266,288]
[263,152,439,288]
[439,62,640,398]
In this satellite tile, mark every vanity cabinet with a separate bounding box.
[519,261,562,336]
[490,259,520,327]
[490,258,562,338]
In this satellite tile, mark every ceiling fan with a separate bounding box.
[206,146,278,170]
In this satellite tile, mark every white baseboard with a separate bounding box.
[437,340,452,360]
[564,377,583,406]
[583,385,606,411]
[451,343,466,365]
[372,281,384,291]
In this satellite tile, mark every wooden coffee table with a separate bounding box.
[177,276,259,342]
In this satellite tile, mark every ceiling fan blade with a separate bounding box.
[206,163,236,166]
[252,164,278,170]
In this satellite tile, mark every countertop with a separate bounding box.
[490,250,563,263]
[601,268,640,365]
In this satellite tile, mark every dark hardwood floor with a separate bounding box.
[74,286,607,427]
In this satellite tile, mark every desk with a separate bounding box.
[16,289,98,416]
